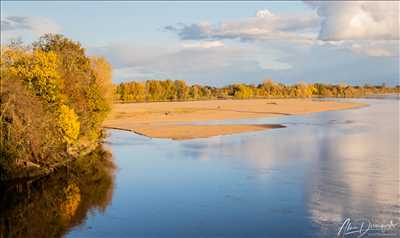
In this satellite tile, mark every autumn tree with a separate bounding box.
[33,34,111,141]
[114,79,399,102]
[1,34,113,180]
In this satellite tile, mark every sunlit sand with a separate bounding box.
[103,99,366,140]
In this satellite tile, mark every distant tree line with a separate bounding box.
[115,79,400,102]
[1,34,113,180]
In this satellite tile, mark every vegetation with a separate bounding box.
[0,35,113,181]
[115,79,399,103]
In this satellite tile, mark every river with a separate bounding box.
[1,98,399,238]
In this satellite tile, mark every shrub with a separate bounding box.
[57,105,80,145]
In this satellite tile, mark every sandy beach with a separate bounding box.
[103,99,365,140]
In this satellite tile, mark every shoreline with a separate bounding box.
[104,124,287,140]
[103,98,367,140]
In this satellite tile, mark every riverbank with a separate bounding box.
[0,145,107,183]
[103,99,366,140]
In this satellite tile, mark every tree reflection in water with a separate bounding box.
[0,148,115,238]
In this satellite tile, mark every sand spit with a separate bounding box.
[103,99,365,140]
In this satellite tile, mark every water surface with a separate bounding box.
[72,98,399,237]
[2,98,399,237]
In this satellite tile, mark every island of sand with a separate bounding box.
[103,99,365,140]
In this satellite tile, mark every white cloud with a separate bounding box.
[165,9,319,42]
[166,3,399,57]
[316,39,399,57]
[348,40,399,57]
[89,41,292,85]
[87,43,170,68]
[307,1,399,41]
[1,16,61,35]
[91,3,398,86]
[255,9,274,19]
[182,40,224,49]
[89,38,398,86]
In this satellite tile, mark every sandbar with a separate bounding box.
[103,99,365,140]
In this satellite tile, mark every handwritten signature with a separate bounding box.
[338,218,399,238]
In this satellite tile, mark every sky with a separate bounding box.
[1,1,399,86]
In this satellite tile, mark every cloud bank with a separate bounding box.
[308,1,399,57]
[307,1,399,41]
[165,9,319,42]
[90,2,398,85]
[1,16,61,35]
[182,40,224,49]
[165,2,399,57]
[88,41,293,85]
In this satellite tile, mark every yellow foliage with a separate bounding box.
[1,35,115,175]
[31,50,61,102]
[61,183,81,219]
[2,48,61,103]
[91,57,113,102]
[233,84,253,99]
[57,105,80,145]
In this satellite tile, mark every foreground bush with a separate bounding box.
[0,35,113,180]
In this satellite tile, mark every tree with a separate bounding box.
[1,34,113,179]
[57,105,80,145]
[32,34,112,141]
[2,48,62,104]
[162,80,176,100]
[232,84,253,99]
[146,80,163,101]
[175,80,188,100]
[113,79,400,102]
[189,85,201,100]
[91,57,113,105]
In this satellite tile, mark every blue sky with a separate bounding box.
[1,1,399,86]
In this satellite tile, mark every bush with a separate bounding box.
[0,34,113,180]
[57,105,80,145]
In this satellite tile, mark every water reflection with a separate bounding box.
[1,98,398,237]
[303,99,399,237]
[66,98,396,238]
[178,99,399,236]
[0,149,115,238]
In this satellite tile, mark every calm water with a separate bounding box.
[1,98,399,237]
